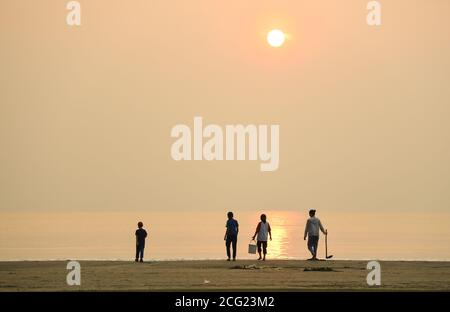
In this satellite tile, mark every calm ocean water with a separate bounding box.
[0,211,449,261]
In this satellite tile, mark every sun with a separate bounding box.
[267,29,286,48]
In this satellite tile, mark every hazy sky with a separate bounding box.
[1,0,449,216]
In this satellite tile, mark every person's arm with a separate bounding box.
[319,220,327,235]
[135,230,139,245]
[236,221,239,235]
[304,220,309,240]
[268,223,272,241]
[252,222,261,240]
[144,230,148,238]
[224,223,228,240]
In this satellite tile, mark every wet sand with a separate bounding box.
[0,260,449,291]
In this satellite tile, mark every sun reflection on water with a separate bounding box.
[255,211,303,259]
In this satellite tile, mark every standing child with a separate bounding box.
[252,214,272,261]
[135,221,148,263]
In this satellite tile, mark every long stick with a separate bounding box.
[325,233,333,259]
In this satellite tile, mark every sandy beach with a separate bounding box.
[0,260,449,291]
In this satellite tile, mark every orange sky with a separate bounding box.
[0,1,449,259]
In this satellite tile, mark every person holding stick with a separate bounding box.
[304,209,327,260]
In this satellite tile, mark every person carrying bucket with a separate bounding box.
[252,214,272,261]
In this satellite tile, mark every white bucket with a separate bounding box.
[248,240,257,254]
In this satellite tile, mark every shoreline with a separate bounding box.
[1,258,450,262]
[1,260,450,291]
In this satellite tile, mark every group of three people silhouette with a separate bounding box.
[134,209,327,262]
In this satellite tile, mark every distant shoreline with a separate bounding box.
[1,260,450,291]
[1,258,450,262]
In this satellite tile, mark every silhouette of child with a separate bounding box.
[135,222,148,262]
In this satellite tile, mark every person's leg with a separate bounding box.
[307,237,315,259]
[257,241,262,260]
[226,237,232,260]
[135,245,140,262]
[262,241,267,260]
[313,237,319,259]
[308,236,318,259]
[232,236,237,260]
[139,246,144,262]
